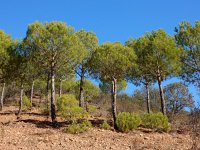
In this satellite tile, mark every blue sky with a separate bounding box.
[0,0,199,103]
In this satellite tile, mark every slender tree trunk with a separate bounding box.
[46,72,50,111]
[79,66,85,107]
[111,78,118,130]
[85,101,88,112]
[157,73,166,115]
[30,81,34,107]
[17,84,23,119]
[145,81,151,113]
[59,79,62,97]
[0,83,5,111]
[50,65,56,124]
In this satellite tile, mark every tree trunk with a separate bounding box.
[145,81,151,113]
[111,78,118,130]
[50,66,56,124]
[17,84,23,119]
[30,81,34,107]
[157,74,166,115]
[79,66,85,107]
[59,79,62,97]
[46,72,50,111]
[85,101,88,112]
[0,83,5,111]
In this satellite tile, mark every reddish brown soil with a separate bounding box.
[0,106,198,150]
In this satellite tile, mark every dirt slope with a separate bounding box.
[0,106,198,150]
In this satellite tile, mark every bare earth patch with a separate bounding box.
[0,106,198,150]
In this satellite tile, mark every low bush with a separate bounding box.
[57,94,87,122]
[86,104,97,114]
[81,120,92,128]
[65,123,86,134]
[65,120,92,134]
[116,112,141,132]
[57,94,78,112]
[142,112,170,131]
[38,103,49,115]
[22,96,32,111]
[100,121,111,130]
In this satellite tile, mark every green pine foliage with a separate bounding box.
[175,21,200,88]
[64,120,92,134]
[116,112,141,132]
[142,112,171,131]
[22,96,32,111]
[81,120,92,128]
[38,103,49,115]
[100,121,111,130]
[87,104,97,114]
[57,94,87,122]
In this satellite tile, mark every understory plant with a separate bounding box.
[57,94,87,123]
[142,112,171,131]
[116,112,141,132]
[22,96,32,111]
[65,120,92,134]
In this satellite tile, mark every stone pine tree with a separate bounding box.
[6,42,30,118]
[99,79,127,94]
[28,62,42,107]
[23,21,85,124]
[126,37,156,113]
[175,21,200,90]
[0,30,13,111]
[136,30,182,115]
[56,65,75,97]
[75,80,100,112]
[75,30,98,108]
[88,42,136,129]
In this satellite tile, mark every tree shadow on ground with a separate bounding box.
[16,118,113,129]
[0,110,50,117]
[89,118,113,127]
[0,110,16,115]
[17,119,69,129]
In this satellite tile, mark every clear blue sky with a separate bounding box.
[0,0,199,103]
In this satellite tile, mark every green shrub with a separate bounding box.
[142,112,171,131]
[64,123,86,134]
[57,94,78,112]
[116,112,141,132]
[81,120,92,128]
[100,121,111,130]
[22,96,32,111]
[65,121,91,134]
[38,103,49,115]
[87,104,97,114]
[34,79,46,97]
[57,94,87,122]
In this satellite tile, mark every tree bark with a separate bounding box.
[46,72,50,111]
[30,81,34,107]
[0,83,5,111]
[111,78,118,130]
[59,79,62,97]
[79,66,85,107]
[85,101,88,112]
[145,81,151,113]
[17,84,23,119]
[50,65,56,124]
[157,73,166,115]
